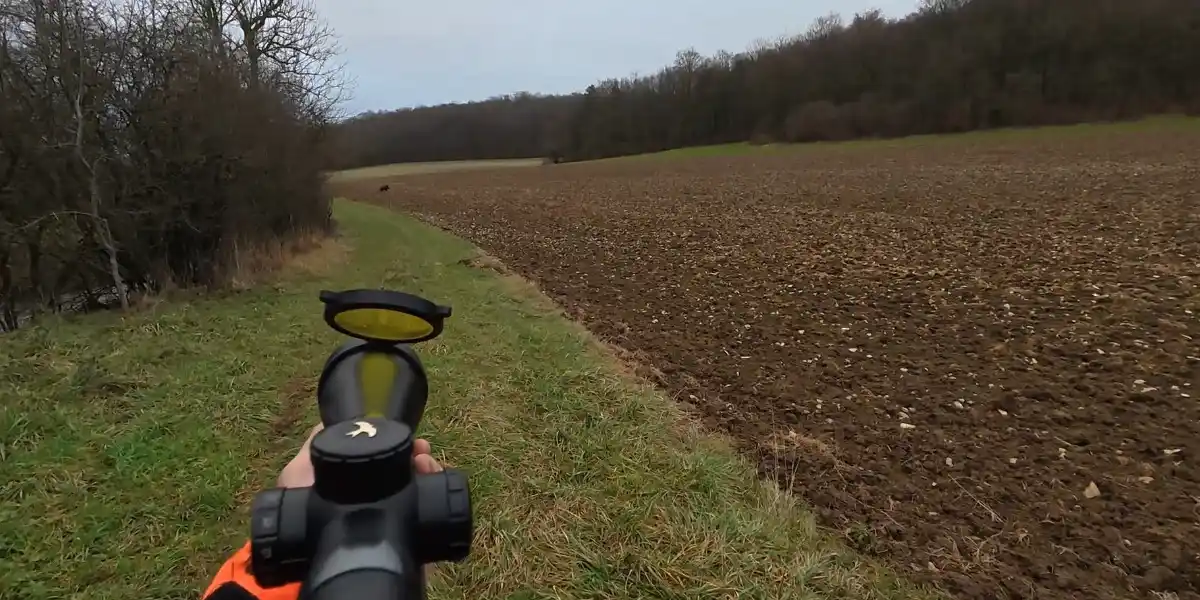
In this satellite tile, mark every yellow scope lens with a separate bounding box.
[358,352,396,418]
[333,308,434,342]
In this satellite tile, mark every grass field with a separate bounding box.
[0,200,935,600]
[601,114,1200,162]
[329,158,543,182]
[326,117,1199,181]
[336,121,1200,600]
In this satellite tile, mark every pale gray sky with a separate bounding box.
[315,0,921,115]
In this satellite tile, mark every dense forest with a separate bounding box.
[0,0,341,330]
[334,0,1200,167]
[331,93,579,167]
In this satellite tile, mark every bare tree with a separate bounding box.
[803,12,844,42]
[919,0,973,15]
[0,0,340,331]
[188,0,232,51]
[228,0,345,122]
[58,1,129,309]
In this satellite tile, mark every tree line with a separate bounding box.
[336,0,1200,167]
[330,92,578,169]
[1,0,342,330]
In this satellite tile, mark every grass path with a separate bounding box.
[0,200,938,600]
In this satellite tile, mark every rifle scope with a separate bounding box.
[247,289,473,600]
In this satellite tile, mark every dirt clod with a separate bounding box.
[1142,565,1179,591]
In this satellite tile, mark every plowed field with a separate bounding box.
[335,128,1200,600]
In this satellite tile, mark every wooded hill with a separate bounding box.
[333,0,1200,167]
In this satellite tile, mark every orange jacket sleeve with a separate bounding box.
[202,542,302,600]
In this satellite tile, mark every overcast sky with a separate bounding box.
[313,0,921,115]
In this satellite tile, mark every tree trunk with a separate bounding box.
[72,65,129,310]
[89,173,128,310]
[27,222,47,308]
[0,244,16,331]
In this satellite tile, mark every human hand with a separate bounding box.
[276,423,444,488]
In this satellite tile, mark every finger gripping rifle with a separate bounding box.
[248,289,473,600]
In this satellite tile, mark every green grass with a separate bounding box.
[0,200,939,600]
[329,158,543,182]
[609,114,1200,162]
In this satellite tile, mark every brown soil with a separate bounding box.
[335,128,1200,600]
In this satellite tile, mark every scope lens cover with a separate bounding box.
[320,289,452,343]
